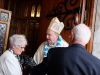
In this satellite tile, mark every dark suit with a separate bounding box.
[46,44,100,75]
[30,44,100,75]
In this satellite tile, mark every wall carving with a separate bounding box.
[46,0,82,30]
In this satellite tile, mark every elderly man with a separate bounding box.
[0,34,27,75]
[45,23,100,75]
[30,23,100,75]
[33,17,69,64]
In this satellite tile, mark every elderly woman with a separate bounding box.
[0,34,27,75]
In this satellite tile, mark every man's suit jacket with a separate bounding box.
[46,44,100,75]
[0,50,22,75]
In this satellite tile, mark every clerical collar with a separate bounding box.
[49,43,56,48]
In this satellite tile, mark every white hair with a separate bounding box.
[72,23,91,44]
[9,34,27,48]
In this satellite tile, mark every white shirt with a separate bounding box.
[0,50,22,75]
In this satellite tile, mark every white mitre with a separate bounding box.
[48,17,64,34]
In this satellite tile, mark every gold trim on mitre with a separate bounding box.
[48,17,64,34]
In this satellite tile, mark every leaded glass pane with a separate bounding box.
[0,12,9,21]
[0,23,6,53]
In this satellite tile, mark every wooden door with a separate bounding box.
[37,0,96,53]
[25,19,40,57]
[37,0,85,49]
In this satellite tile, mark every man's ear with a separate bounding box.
[71,32,75,40]
[12,44,16,49]
[69,32,75,45]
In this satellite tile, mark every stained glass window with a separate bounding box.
[36,4,41,17]
[31,4,35,17]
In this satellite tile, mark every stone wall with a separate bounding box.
[92,0,100,59]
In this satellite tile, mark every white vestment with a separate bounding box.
[33,39,69,64]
